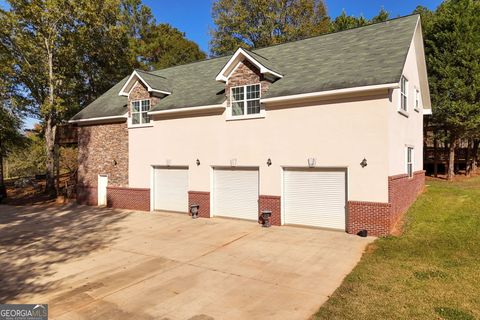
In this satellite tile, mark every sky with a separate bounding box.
[1,0,443,129]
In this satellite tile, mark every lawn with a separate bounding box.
[314,176,480,320]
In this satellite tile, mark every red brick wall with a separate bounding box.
[347,201,392,236]
[77,122,128,188]
[107,186,150,211]
[389,170,426,224]
[258,195,281,226]
[188,191,210,218]
[346,170,425,236]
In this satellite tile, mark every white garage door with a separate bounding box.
[283,168,346,230]
[153,167,188,212]
[213,168,259,220]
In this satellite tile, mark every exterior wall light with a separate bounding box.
[166,159,171,167]
[230,158,237,167]
[267,158,272,166]
[308,157,316,168]
[360,158,368,168]
[196,159,200,166]
[113,159,117,166]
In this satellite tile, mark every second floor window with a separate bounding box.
[400,76,408,112]
[132,99,150,125]
[231,84,261,116]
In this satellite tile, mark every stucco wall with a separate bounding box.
[388,24,424,176]
[128,92,391,203]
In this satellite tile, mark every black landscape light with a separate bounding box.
[261,210,272,228]
[190,204,200,219]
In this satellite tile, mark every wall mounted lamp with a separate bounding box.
[308,157,316,168]
[230,158,237,167]
[267,158,272,166]
[360,158,368,168]
[196,159,200,166]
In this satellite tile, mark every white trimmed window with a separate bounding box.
[415,88,420,110]
[400,76,408,112]
[131,99,150,125]
[406,147,414,177]
[231,84,261,116]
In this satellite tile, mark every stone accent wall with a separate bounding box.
[225,60,271,105]
[77,185,97,206]
[78,122,128,187]
[347,170,425,236]
[188,191,210,218]
[258,195,281,226]
[107,186,150,211]
[128,82,160,116]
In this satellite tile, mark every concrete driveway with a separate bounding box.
[0,204,373,319]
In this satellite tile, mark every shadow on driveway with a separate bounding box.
[0,204,131,303]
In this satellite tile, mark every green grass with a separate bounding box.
[314,176,480,320]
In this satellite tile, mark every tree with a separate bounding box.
[210,0,330,56]
[330,8,389,32]
[417,0,480,180]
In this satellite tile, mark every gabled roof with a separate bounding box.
[215,47,283,82]
[119,69,171,96]
[71,14,421,121]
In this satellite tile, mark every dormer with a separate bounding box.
[119,70,171,128]
[216,48,282,120]
[215,48,283,83]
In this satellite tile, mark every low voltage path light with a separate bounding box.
[190,204,200,219]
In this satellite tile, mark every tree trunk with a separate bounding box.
[433,136,438,177]
[0,139,6,199]
[472,139,479,173]
[465,140,472,176]
[447,137,456,181]
[44,38,58,196]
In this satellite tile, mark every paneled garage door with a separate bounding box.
[283,168,346,230]
[213,168,259,221]
[153,167,188,212]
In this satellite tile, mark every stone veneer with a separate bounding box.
[78,122,128,187]
[225,60,271,106]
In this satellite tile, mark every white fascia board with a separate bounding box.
[215,48,283,82]
[119,70,171,96]
[423,108,432,115]
[68,113,127,124]
[261,83,399,104]
[148,103,225,115]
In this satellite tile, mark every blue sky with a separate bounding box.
[1,0,443,128]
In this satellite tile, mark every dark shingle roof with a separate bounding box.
[71,15,418,120]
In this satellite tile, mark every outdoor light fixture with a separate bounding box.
[267,158,272,166]
[308,157,316,168]
[261,210,272,228]
[166,159,171,166]
[230,158,237,167]
[360,158,368,168]
[196,159,200,166]
[113,159,117,166]
[190,204,200,219]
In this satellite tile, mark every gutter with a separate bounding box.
[68,114,127,124]
[148,103,225,115]
[261,83,399,104]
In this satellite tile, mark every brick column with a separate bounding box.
[188,191,210,218]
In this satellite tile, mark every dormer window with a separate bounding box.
[231,84,261,116]
[132,99,150,125]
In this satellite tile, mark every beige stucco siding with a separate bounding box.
[129,93,390,203]
[388,24,424,176]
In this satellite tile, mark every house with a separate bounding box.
[70,15,431,236]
